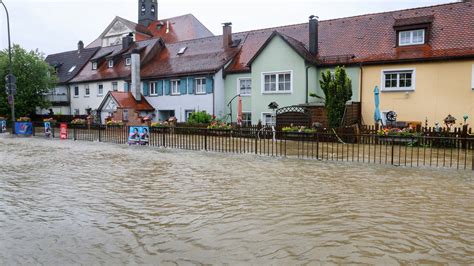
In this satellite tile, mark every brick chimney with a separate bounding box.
[309,15,319,55]
[122,33,134,50]
[131,50,141,102]
[77,40,84,53]
[222,22,233,49]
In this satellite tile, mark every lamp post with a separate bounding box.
[1,0,15,134]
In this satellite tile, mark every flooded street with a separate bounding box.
[0,137,473,265]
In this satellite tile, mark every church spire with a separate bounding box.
[138,0,157,27]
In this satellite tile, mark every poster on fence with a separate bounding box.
[15,122,33,135]
[0,120,6,133]
[44,122,52,138]
[128,126,149,145]
[60,123,68,140]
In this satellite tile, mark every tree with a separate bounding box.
[311,66,352,128]
[0,45,56,118]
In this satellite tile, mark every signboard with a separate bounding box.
[0,120,6,133]
[128,126,149,145]
[15,122,33,135]
[44,122,52,138]
[60,123,68,140]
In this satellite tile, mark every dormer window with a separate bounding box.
[399,29,425,46]
[92,62,98,70]
[108,60,114,68]
[68,65,76,73]
[125,57,131,66]
[177,46,187,55]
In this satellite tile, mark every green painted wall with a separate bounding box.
[315,67,361,103]
[224,73,252,123]
[250,36,317,124]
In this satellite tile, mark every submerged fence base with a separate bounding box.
[30,123,474,171]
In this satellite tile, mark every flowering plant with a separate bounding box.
[377,127,419,137]
[17,117,31,122]
[71,118,86,125]
[207,120,232,130]
[106,120,124,126]
[43,118,57,123]
[151,122,170,128]
[282,126,316,133]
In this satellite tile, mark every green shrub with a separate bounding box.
[187,111,212,124]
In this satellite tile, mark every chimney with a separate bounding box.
[309,15,319,55]
[77,40,84,53]
[122,33,134,50]
[131,50,141,102]
[222,22,233,49]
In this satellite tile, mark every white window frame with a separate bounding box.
[97,84,104,96]
[242,112,252,126]
[195,78,206,94]
[92,62,98,70]
[237,77,252,96]
[381,68,416,92]
[73,86,79,98]
[108,60,114,68]
[171,79,180,95]
[149,82,157,96]
[125,57,131,66]
[261,112,275,126]
[261,70,293,94]
[84,85,90,97]
[398,29,425,46]
[112,82,118,92]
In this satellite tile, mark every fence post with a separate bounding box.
[98,125,102,142]
[32,123,35,137]
[255,130,258,154]
[204,129,208,151]
[391,137,395,166]
[162,128,166,147]
[73,125,77,141]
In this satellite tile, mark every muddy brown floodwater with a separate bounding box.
[0,136,473,265]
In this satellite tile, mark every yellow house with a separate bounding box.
[361,60,474,126]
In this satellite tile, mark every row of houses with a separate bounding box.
[43,0,474,127]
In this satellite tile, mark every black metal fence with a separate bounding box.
[27,123,474,171]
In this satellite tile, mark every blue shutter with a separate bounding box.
[165,80,171,95]
[124,82,129,92]
[143,81,149,96]
[157,80,163,96]
[206,77,213,94]
[188,78,195,94]
[180,78,187,95]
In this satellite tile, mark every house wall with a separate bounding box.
[224,73,253,123]
[70,80,127,115]
[315,66,361,102]
[361,60,474,126]
[250,36,318,124]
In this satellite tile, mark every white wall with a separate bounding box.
[70,80,126,115]
[214,69,226,119]
[146,93,213,122]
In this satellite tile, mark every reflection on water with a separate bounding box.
[0,137,473,265]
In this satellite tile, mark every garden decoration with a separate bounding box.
[463,115,468,125]
[374,86,382,125]
[434,122,441,133]
[444,114,456,129]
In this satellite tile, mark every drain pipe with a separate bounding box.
[305,65,314,104]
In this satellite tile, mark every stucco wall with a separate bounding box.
[250,36,317,124]
[361,60,474,126]
[224,73,253,123]
[70,80,127,115]
[316,66,361,102]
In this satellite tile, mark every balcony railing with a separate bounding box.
[45,94,69,103]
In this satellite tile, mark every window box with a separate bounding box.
[261,71,292,94]
[381,69,415,92]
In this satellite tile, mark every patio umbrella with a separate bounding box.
[374,86,382,124]
[237,96,243,126]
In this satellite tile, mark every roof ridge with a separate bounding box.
[46,47,99,57]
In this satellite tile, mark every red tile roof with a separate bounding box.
[110,91,154,111]
[226,1,474,72]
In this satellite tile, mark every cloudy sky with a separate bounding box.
[0,0,453,56]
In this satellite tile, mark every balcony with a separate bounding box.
[44,94,69,105]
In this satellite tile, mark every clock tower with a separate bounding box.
[138,0,157,27]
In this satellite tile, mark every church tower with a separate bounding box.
[138,0,157,27]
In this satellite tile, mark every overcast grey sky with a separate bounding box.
[0,0,454,56]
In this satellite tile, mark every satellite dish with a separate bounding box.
[386,111,397,122]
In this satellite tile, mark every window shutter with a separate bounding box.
[157,80,163,96]
[124,82,129,92]
[188,78,195,94]
[206,77,213,94]
[165,80,171,95]
[143,81,149,96]
[180,78,187,94]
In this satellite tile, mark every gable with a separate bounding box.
[251,35,305,68]
[101,94,119,112]
[104,20,133,38]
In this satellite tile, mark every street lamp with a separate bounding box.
[1,0,15,134]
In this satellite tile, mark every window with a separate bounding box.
[112,82,118,92]
[92,62,98,70]
[242,112,252,126]
[382,69,415,91]
[185,110,194,121]
[141,4,146,15]
[125,58,131,66]
[74,109,80,115]
[171,80,180,95]
[263,72,292,93]
[262,113,275,126]
[399,29,425,46]
[149,82,157,95]
[151,5,155,15]
[177,47,187,55]
[98,84,104,96]
[84,85,90,97]
[195,78,206,94]
[68,65,76,73]
[123,109,129,121]
[239,78,251,96]
[73,86,79,97]
[108,60,114,68]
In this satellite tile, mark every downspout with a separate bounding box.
[305,65,313,104]
[212,76,215,117]
[359,63,364,125]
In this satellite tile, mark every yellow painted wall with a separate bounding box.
[361,60,474,126]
